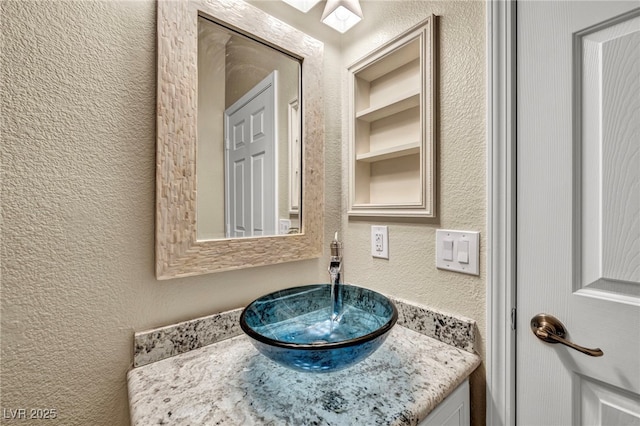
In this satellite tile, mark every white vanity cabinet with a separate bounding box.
[347,16,437,218]
[419,379,470,426]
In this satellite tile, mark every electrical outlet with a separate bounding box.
[375,234,383,252]
[371,226,389,259]
[279,219,291,235]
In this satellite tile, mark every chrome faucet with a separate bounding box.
[328,232,343,322]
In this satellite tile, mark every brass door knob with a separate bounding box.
[530,313,603,357]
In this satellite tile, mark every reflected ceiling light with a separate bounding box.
[282,0,322,13]
[321,0,363,33]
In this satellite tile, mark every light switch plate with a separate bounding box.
[436,230,480,275]
[371,226,389,259]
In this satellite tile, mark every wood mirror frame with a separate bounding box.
[156,0,324,279]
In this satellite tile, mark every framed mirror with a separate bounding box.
[156,0,324,279]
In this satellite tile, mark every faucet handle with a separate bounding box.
[330,233,342,258]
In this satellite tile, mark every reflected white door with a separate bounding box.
[517,3,639,425]
[225,72,277,238]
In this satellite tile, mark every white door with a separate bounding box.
[517,2,639,425]
[225,72,278,238]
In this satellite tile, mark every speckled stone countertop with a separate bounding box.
[127,298,481,425]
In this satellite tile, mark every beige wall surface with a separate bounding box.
[340,2,487,424]
[1,1,335,424]
[1,0,485,425]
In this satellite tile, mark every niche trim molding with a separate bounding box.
[347,17,437,218]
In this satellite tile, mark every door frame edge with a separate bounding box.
[486,0,517,425]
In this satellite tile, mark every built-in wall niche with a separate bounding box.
[348,17,437,218]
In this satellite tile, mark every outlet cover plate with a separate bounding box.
[371,226,389,259]
[279,219,292,235]
[436,229,479,275]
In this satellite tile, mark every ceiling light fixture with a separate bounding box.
[321,0,363,33]
[282,0,322,13]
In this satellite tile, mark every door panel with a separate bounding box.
[517,2,640,425]
[581,378,640,426]
[579,14,640,291]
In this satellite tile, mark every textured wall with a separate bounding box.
[0,1,333,424]
[341,2,487,424]
[1,0,485,424]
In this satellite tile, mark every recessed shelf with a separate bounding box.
[356,141,420,163]
[348,17,436,219]
[355,89,420,123]
[356,39,420,82]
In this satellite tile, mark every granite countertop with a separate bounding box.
[127,298,481,425]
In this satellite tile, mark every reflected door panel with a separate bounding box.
[251,153,266,235]
[232,159,246,237]
[225,72,277,238]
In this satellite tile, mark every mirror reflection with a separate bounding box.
[197,15,302,240]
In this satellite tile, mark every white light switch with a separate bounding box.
[457,240,469,263]
[443,239,454,261]
[436,230,480,275]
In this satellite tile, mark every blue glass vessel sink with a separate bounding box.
[240,284,397,373]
